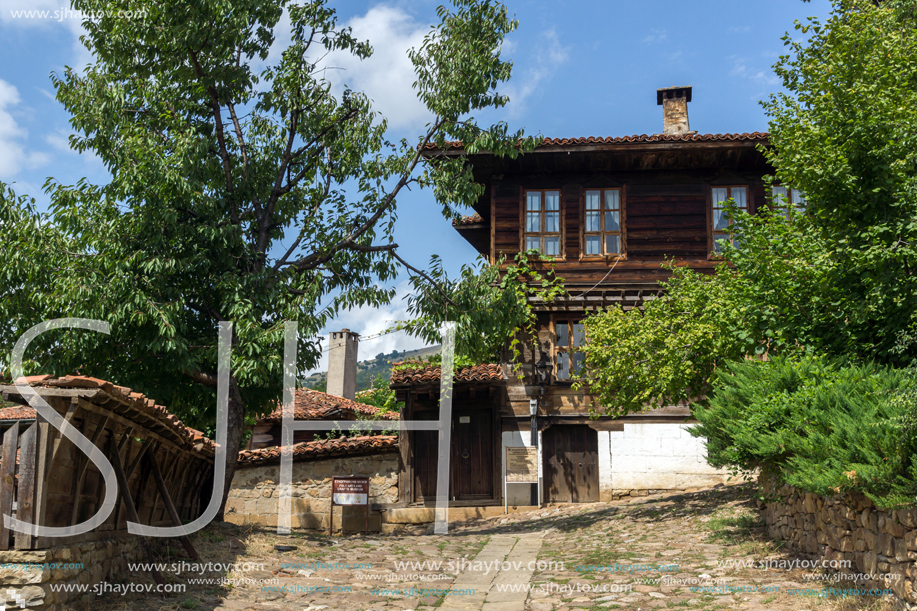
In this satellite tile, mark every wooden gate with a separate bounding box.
[542,425,599,503]
[451,410,493,500]
[412,409,494,502]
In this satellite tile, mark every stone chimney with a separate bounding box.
[656,86,695,136]
[327,329,359,400]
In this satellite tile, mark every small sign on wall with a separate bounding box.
[506,447,538,483]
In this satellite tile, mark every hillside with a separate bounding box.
[302,344,441,392]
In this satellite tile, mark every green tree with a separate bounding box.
[761,0,917,364]
[579,0,917,413]
[396,252,566,365]
[0,0,535,516]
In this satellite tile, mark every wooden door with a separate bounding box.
[451,410,494,500]
[543,425,599,503]
[413,415,439,502]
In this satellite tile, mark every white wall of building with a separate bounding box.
[502,429,542,506]
[604,422,731,499]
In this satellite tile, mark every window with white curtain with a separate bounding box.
[524,190,561,256]
[770,186,807,218]
[710,186,748,253]
[583,188,623,257]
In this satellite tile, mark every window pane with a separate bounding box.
[572,323,585,348]
[545,191,560,211]
[526,236,540,251]
[527,192,541,211]
[713,235,728,253]
[556,352,570,380]
[585,211,600,232]
[585,191,600,210]
[712,187,728,206]
[545,211,559,233]
[544,237,559,256]
[585,235,600,255]
[556,321,568,347]
[771,186,787,204]
[791,188,807,210]
[732,187,747,209]
[526,212,540,233]
[605,190,619,210]
[713,208,729,230]
[572,352,585,376]
[606,234,620,254]
[605,210,620,232]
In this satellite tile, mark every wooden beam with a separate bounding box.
[15,423,38,549]
[0,421,20,550]
[49,398,80,468]
[146,453,200,561]
[71,414,110,526]
[108,437,164,586]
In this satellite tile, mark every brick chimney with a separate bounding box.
[656,86,695,136]
[327,329,359,400]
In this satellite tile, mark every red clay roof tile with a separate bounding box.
[11,376,216,456]
[0,406,37,421]
[236,435,398,466]
[258,388,399,423]
[389,363,504,386]
[453,212,485,227]
[428,132,769,151]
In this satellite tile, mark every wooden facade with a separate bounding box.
[401,126,774,506]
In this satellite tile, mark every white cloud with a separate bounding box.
[0,79,50,179]
[729,55,779,87]
[320,5,431,132]
[643,29,667,44]
[502,29,569,117]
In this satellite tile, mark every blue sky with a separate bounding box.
[0,0,833,370]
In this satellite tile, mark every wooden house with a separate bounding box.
[393,86,778,506]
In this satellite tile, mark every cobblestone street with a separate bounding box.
[91,483,892,611]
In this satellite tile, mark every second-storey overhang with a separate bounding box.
[424,132,771,220]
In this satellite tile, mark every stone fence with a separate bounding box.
[761,475,917,610]
[226,448,400,533]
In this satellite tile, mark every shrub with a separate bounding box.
[691,355,917,508]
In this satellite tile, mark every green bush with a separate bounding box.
[692,355,917,508]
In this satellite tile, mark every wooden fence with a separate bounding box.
[0,380,214,552]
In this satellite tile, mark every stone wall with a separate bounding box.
[225,453,400,532]
[762,476,917,610]
[0,537,144,610]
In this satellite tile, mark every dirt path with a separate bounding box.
[87,483,894,611]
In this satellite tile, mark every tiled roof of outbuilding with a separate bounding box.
[236,435,398,466]
[0,406,37,421]
[4,375,215,455]
[390,363,504,386]
[258,388,399,422]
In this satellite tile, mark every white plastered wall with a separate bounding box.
[603,422,731,500]
[501,429,542,506]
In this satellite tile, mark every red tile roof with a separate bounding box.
[390,363,504,386]
[0,406,37,421]
[236,435,398,466]
[428,132,769,151]
[258,388,399,423]
[5,376,215,456]
[453,213,485,227]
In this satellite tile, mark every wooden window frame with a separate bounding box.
[520,189,564,259]
[707,185,750,258]
[552,318,586,383]
[579,187,626,261]
[769,185,807,218]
